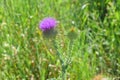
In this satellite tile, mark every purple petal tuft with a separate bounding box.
[39,17,57,31]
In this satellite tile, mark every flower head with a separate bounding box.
[39,17,57,31]
[67,27,78,40]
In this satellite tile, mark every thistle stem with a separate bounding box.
[52,40,66,80]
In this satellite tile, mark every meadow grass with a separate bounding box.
[0,0,120,80]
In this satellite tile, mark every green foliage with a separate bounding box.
[0,0,120,80]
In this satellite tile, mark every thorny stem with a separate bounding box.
[66,40,73,67]
[52,40,66,80]
[52,39,74,80]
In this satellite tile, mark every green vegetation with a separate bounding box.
[0,0,120,80]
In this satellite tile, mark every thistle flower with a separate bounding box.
[39,17,58,38]
[39,17,57,32]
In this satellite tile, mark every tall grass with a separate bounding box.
[0,0,120,80]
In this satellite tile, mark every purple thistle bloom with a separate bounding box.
[39,17,57,31]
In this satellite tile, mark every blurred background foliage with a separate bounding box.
[0,0,120,80]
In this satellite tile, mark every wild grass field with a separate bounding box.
[0,0,120,80]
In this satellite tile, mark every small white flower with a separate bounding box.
[3,42,9,47]
[2,54,10,60]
